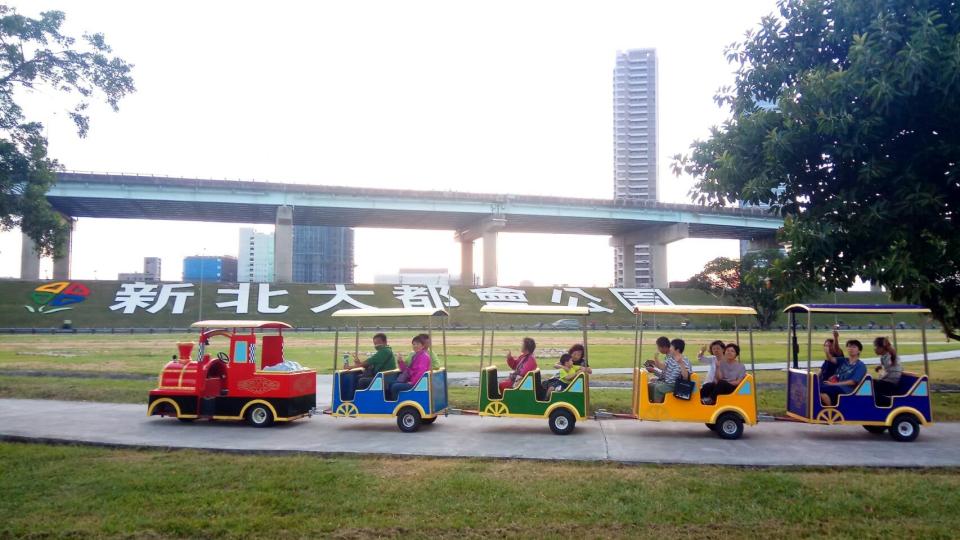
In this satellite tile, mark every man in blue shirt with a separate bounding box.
[820,339,867,405]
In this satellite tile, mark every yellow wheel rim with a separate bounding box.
[484,402,509,417]
[336,403,359,417]
[816,408,844,425]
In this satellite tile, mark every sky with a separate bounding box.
[0,0,785,286]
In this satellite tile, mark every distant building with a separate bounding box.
[144,257,162,281]
[613,48,660,288]
[375,268,451,286]
[239,228,274,283]
[118,257,162,282]
[292,226,354,284]
[183,255,237,282]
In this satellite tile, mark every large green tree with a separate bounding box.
[674,0,960,339]
[0,6,133,256]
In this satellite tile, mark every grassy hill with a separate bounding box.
[0,279,925,329]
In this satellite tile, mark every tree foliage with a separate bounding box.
[0,6,134,256]
[689,249,795,329]
[674,0,960,339]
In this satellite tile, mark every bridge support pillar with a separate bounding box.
[460,240,474,286]
[274,205,293,283]
[455,217,505,287]
[482,231,497,286]
[20,231,40,280]
[52,217,75,280]
[611,224,688,289]
[740,233,779,258]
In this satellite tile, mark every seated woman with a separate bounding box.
[697,340,725,385]
[820,339,867,405]
[499,337,538,392]
[700,343,746,404]
[387,335,431,400]
[873,337,902,406]
[554,344,592,374]
[819,329,844,382]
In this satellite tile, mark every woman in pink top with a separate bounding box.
[389,335,431,400]
[499,337,538,392]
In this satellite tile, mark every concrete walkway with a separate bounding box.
[2,398,958,467]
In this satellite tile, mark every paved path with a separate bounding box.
[2,398,958,467]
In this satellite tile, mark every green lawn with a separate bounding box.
[1,442,959,539]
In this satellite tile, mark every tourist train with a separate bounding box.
[147,304,934,442]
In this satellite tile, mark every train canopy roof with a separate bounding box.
[331,307,448,318]
[190,320,293,329]
[479,304,590,316]
[783,304,931,314]
[632,305,758,316]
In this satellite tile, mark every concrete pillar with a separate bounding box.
[460,240,474,286]
[870,282,883,293]
[650,243,668,289]
[482,231,497,286]
[52,218,75,280]
[621,244,637,288]
[274,205,293,283]
[20,232,41,280]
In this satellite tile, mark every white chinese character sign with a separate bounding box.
[608,288,674,310]
[96,282,679,320]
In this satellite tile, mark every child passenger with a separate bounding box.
[545,353,580,394]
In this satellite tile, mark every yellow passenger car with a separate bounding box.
[630,305,759,439]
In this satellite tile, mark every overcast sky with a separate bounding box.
[0,0,785,286]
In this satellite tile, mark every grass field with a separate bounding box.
[2,442,959,539]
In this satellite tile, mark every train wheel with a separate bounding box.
[889,414,920,442]
[483,401,509,417]
[816,408,845,425]
[397,406,422,433]
[335,403,359,418]
[715,412,744,440]
[246,404,275,428]
[863,425,886,434]
[549,408,576,435]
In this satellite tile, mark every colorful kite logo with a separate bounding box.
[25,282,91,314]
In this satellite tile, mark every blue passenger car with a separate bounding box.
[329,308,449,432]
[784,304,933,442]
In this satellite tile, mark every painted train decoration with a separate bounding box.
[149,304,934,442]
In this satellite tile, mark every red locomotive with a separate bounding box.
[147,320,316,427]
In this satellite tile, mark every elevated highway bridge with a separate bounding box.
[23,172,783,286]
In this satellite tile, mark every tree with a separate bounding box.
[689,249,797,329]
[0,6,134,256]
[673,0,960,339]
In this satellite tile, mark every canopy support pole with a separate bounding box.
[748,320,758,417]
[806,312,812,372]
[441,317,448,371]
[479,319,487,371]
[921,316,929,377]
[354,323,361,357]
[333,328,340,372]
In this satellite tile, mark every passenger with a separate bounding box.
[416,333,440,369]
[649,338,691,403]
[545,353,580,395]
[819,328,844,382]
[554,344,592,374]
[643,336,672,397]
[873,337,902,406]
[388,335,431,400]
[820,339,867,405]
[700,343,747,404]
[499,337,538,392]
[697,340,725,385]
[352,333,396,389]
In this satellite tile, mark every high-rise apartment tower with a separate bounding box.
[612,48,661,287]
